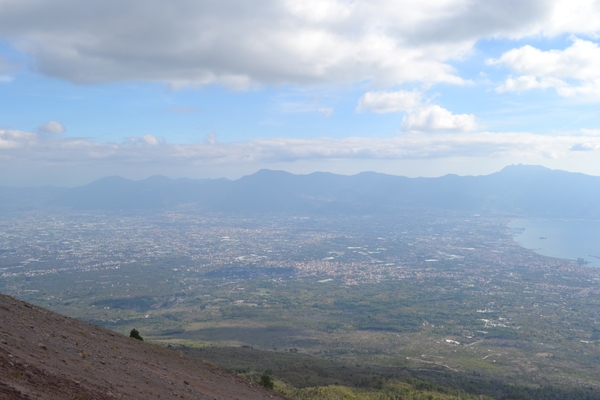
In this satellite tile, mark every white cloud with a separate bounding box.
[581,129,600,136]
[284,0,353,24]
[141,134,159,146]
[0,129,36,149]
[356,90,421,114]
[204,132,217,145]
[413,0,600,41]
[0,139,20,150]
[0,75,13,83]
[356,90,476,132]
[318,107,334,116]
[37,120,66,134]
[490,39,600,98]
[129,134,159,146]
[401,105,477,132]
[0,0,498,88]
[495,75,562,93]
[541,0,600,36]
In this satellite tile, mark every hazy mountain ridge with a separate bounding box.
[2,165,600,218]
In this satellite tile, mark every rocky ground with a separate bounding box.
[0,294,287,400]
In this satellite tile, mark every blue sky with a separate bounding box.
[2,0,600,186]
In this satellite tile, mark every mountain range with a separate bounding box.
[1,165,599,218]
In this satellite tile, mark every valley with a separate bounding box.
[2,208,600,398]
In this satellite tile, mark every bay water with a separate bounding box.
[509,219,600,265]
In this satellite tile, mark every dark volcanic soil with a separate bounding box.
[0,294,287,399]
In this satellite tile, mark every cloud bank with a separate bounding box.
[2,0,599,89]
[1,128,597,168]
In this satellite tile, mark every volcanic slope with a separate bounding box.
[0,294,286,400]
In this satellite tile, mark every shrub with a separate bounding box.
[259,374,274,390]
[130,328,144,341]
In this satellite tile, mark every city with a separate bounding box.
[2,209,600,397]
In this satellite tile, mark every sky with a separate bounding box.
[3,0,600,186]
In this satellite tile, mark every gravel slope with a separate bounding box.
[0,294,287,400]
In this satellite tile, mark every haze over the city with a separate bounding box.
[2,0,600,186]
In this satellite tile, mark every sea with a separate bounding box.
[509,219,600,265]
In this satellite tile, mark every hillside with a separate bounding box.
[0,294,286,400]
